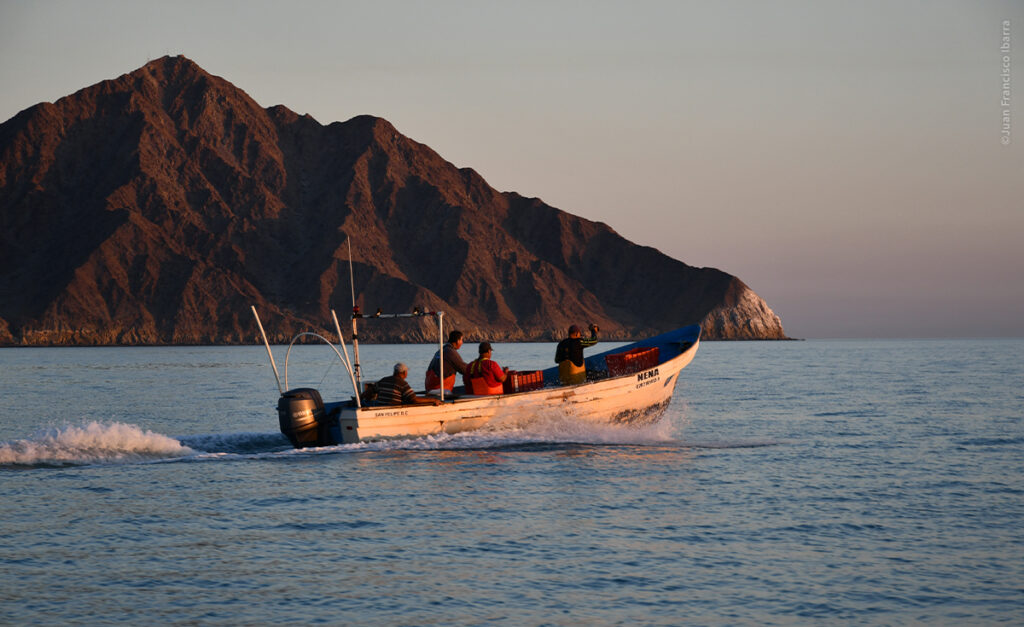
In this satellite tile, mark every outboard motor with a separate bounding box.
[278,388,330,448]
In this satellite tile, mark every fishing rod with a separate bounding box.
[251,305,282,395]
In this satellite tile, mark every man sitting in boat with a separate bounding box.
[464,342,509,395]
[377,363,442,406]
[555,324,599,385]
[425,330,468,393]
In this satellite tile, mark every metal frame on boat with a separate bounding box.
[254,305,700,448]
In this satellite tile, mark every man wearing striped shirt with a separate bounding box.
[375,363,442,406]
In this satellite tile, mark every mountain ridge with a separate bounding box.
[0,55,787,345]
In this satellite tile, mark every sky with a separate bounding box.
[1,0,1021,338]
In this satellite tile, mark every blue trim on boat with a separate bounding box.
[540,324,701,386]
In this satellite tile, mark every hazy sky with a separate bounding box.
[2,0,1021,338]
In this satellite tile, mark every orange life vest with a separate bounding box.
[465,358,504,395]
[424,369,456,392]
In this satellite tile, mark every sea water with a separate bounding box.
[1,340,1022,625]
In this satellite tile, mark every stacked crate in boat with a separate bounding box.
[503,370,544,394]
[605,346,660,377]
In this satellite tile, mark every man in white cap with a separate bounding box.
[376,363,442,406]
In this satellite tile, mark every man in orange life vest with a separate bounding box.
[464,342,508,395]
[555,323,599,385]
[425,330,469,393]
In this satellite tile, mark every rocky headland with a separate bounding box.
[0,56,787,345]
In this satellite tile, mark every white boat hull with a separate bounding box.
[332,335,699,444]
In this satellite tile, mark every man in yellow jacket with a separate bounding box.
[554,324,599,385]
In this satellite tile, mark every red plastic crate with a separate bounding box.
[605,346,660,377]
[503,369,545,394]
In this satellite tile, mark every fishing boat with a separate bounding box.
[254,306,700,448]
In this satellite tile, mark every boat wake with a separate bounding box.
[0,422,195,468]
[179,411,687,461]
[0,412,774,468]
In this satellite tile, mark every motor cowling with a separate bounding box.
[278,388,328,448]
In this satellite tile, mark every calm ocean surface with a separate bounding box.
[1,339,1022,625]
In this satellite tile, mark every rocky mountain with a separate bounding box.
[0,56,787,345]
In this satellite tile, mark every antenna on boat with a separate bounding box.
[347,237,363,394]
[251,306,283,395]
[347,237,356,316]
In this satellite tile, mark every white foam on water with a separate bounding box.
[170,410,685,462]
[320,407,683,454]
[0,410,691,467]
[480,407,679,445]
[0,421,194,467]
